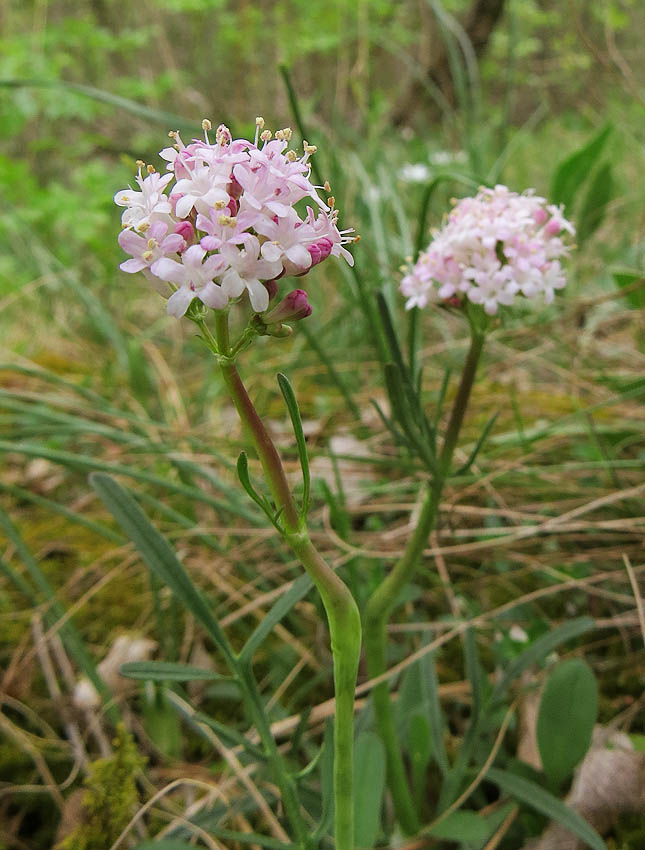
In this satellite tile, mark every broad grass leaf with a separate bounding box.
[550,124,612,210]
[576,162,613,244]
[408,712,432,806]
[490,617,594,704]
[426,810,493,842]
[353,731,386,848]
[611,268,645,309]
[90,472,235,666]
[537,659,598,788]
[486,767,606,850]
[239,572,313,664]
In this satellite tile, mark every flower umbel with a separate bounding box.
[401,184,575,315]
[115,120,356,318]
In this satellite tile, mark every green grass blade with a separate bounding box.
[486,767,606,850]
[90,472,237,668]
[490,617,595,705]
[277,373,310,518]
[239,573,313,665]
[120,661,238,684]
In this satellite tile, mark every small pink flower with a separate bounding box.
[118,220,184,273]
[151,245,228,317]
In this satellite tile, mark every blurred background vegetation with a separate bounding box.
[1,2,644,849]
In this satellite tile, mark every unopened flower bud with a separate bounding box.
[317,237,333,261]
[308,243,323,266]
[174,220,195,246]
[263,289,312,324]
[263,278,279,302]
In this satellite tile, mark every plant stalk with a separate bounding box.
[363,327,486,833]
[212,310,361,850]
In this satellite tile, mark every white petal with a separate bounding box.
[120,258,146,273]
[151,257,187,285]
[285,244,312,270]
[199,281,228,309]
[246,278,269,312]
[166,287,195,317]
[175,195,195,219]
[261,242,283,263]
[221,268,245,298]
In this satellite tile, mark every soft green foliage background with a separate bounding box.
[0,1,644,849]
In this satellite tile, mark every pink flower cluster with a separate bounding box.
[115,119,355,318]
[401,185,575,315]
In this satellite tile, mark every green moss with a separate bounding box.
[56,726,145,850]
[607,813,645,850]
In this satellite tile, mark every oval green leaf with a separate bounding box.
[537,658,598,788]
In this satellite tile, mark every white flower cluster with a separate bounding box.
[401,185,575,315]
[115,120,354,318]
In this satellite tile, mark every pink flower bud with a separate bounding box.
[226,176,243,199]
[174,220,195,245]
[533,207,548,225]
[308,243,322,266]
[545,217,562,236]
[263,289,312,324]
[317,237,333,261]
[263,278,279,302]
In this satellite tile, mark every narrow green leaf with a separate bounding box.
[486,767,606,850]
[490,617,594,704]
[408,712,432,810]
[0,440,258,523]
[120,661,236,684]
[537,659,597,788]
[353,731,386,848]
[0,78,198,133]
[577,162,613,244]
[426,810,493,841]
[277,373,310,518]
[142,684,182,758]
[90,473,236,667]
[550,124,612,209]
[314,719,335,841]
[377,291,408,376]
[300,323,360,420]
[432,366,452,430]
[239,573,313,664]
[384,363,436,471]
[611,268,645,309]
[236,451,275,522]
[132,829,291,850]
[167,691,265,760]
[454,411,499,476]
[423,650,449,775]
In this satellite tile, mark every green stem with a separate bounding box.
[363,328,486,834]
[287,533,361,850]
[212,310,361,850]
